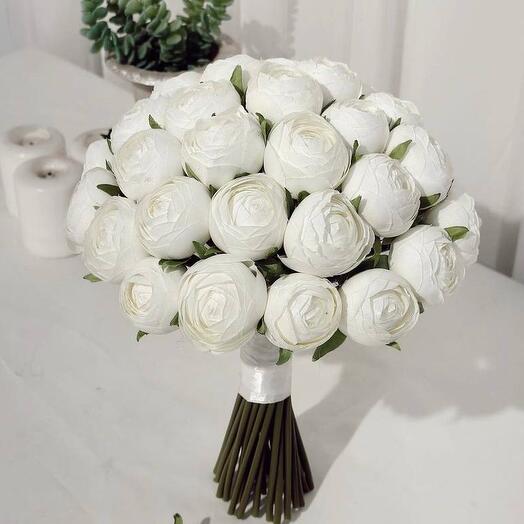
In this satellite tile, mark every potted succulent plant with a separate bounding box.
[81,0,238,98]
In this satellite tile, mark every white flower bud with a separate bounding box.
[178,255,267,352]
[83,196,147,282]
[339,268,420,346]
[282,190,374,277]
[110,97,170,152]
[209,174,288,260]
[113,129,183,201]
[264,273,342,351]
[182,107,265,188]
[83,139,113,174]
[164,80,241,140]
[246,61,323,124]
[425,192,481,266]
[66,167,117,253]
[119,257,185,334]
[264,111,349,198]
[323,99,389,154]
[342,154,420,237]
[299,58,362,105]
[201,54,261,85]
[136,177,211,260]
[389,225,465,305]
[385,124,453,204]
[151,71,201,99]
[365,92,422,126]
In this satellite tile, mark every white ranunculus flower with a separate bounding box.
[181,107,265,188]
[264,111,350,198]
[246,61,323,124]
[83,139,113,174]
[385,124,453,204]
[264,273,342,351]
[339,268,420,346]
[66,167,117,253]
[342,153,420,237]
[201,54,261,85]
[113,129,183,201]
[83,196,147,283]
[323,98,389,154]
[178,255,267,352]
[298,58,362,105]
[164,80,241,140]
[425,192,481,266]
[119,257,185,334]
[136,177,211,259]
[209,174,288,260]
[282,190,374,277]
[110,97,170,152]
[151,70,201,99]
[389,225,465,305]
[364,92,422,126]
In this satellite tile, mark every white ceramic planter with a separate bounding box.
[102,35,240,100]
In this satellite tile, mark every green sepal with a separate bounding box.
[97,183,122,197]
[209,185,218,197]
[105,159,114,174]
[390,117,402,130]
[159,258,187,272]
[297,191,310,204]
[350,195,362,212]
[256,113,273,143]
[83,273,102,282]
[387,341,401,351]
[312,329,347,362]
[418,302,424,314]
[444,226,469,242]
[419,193,441,209]
[136,330,148,342]
[371,237,382,267]
[352,140,363,162]
[389,139,412,161]
[184,163,200,181]
[170,313,179,327]
[106,138,113,155]
[276,348,292,366]
[257,318,267,335]
[193,241,223,259]
[229,64,245,104]
[148,114,162,129]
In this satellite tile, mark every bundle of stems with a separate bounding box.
[213,394,314,523]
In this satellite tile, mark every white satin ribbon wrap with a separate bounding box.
[239,335,292,404]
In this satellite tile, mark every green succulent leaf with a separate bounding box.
[444,226,469,242]
[312,329,347,362]
[389,140,412,161]
[83,273,102,282]
[276,348,293,366]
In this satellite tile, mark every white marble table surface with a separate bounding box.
[1,49,523,524]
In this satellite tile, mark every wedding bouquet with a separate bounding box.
[67,54,480,523]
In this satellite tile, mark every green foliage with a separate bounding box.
[445,226,469,242]
[312,329,347,362]
[81,0,234,72]
[389,139,412,161]
[276,348,292,366]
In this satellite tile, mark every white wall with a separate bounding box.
[1,0,524,278]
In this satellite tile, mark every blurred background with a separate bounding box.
[1,0,523,280]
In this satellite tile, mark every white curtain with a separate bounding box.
[2,0,524,279]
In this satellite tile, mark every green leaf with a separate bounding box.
[170,313,179,327]
[387,341,401,351]
[136,330,148,342]
[297,191,310,204]
[257,318,266,335]
[371,237,382,267]
[256,260,286,284]
[350,195,361,212]
[184,163,200,181]
[276,348,292,366]
[256,113,273,143]
[390,117,402,130]
[105,160,114,174]
[173,514,183,524]
[389,139,412,161]
[375,254,389,269]
[444,226,469,242]
[106,138,113,155]
[125,0,142,16]
[285,188,294,216]
[419,193,441,209]
[209,185,218,197]
[352,140,363,162]
[266,247,279,258]
[418,302,424,314]
[229,64,245,104]
[159,258,187,272]
[83,273,102,282]
[148,114,162,129]
[312,329,347,362]
[193,241,223,259]
[97,183,122,197]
